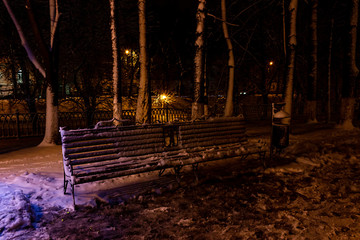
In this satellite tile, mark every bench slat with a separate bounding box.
[181,136,247,148]
[179,129,246,141]
[179,117,244,130]
[63,133,164,148]
[62,127,163,143]
[181,137,247,149]
[73,164,164,184]
[60,124,164,136]
[65,142,165,160]
[68,146,175,166]
[64,137,164,155]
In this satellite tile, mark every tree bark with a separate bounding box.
[307,0,318,122]
[327,18,334,122]
[282,0,287,58]
[40,0,60,145]
[339,0,359,129]
[192,0,206,120]
[136,0,151,124]
[222,0,235,117]
[110,0,122,124]
[284,0,298,125]
[41,86,59,145]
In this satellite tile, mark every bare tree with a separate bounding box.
[222,0,235,117]
[284,0,298,124]
[339,0,359,129]
[192,0,206,120]
[135,0,151,124]
[109,0,122,123]
[2,0,60,145]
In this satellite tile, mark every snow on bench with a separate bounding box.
[59,117,266,207]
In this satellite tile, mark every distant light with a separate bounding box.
[125,49,130,55]
[160,94,167,100]
[269,61,274,66]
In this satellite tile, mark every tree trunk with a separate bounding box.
[284,0,298,124]
[307,0,318,122]
[136,0,151,124]
[222,0,235,117]
[3,0,60,145]
[40,85,58,145]
[339,0,359,129]
[192,0,206,120]
[40,0,60,145]
[327,18,334,122]
[282,0,287,58]
[110,0,122,124]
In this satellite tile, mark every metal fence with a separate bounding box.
[0,108,191,139]
[239,103,309,121]
[5,103,348,139]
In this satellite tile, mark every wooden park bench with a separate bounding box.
[60,116,267,207]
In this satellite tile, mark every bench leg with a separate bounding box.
[64,172,69,194]
[158,168,166,177]
[70,183,76,209]
[259,152,266,168]
[174,165,183,184]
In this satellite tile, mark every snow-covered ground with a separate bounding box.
[0,145,172,239]
[1,124,360,239]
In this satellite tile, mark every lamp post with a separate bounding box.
[160,94,168,122]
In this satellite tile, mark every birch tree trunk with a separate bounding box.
[109,0,122,124]
[3,0,60,145]
[339,0,359,130]
[192,0,206,120]
[222,0,235,117]
[284,0,298,124]
[136,0,151,124]
[41,0,60,145]
[307,0,318,122]
[41,86,58,145]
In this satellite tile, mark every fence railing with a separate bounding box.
[239,103,310,121]
[0,108,191,139]
[4,103,343,139]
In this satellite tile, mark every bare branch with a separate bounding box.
[207,12,239,27]
[2,0,46,78]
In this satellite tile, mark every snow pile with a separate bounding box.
[0,188,32,234]
[0,145,173,239]
[0,170,72,239]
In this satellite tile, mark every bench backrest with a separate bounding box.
[60,117,246,166]
[178,117,246,150]
[60,125,166,167]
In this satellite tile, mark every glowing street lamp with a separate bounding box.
[125,49,130,55]
[269,61,274,66]
[160,94,167,108]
